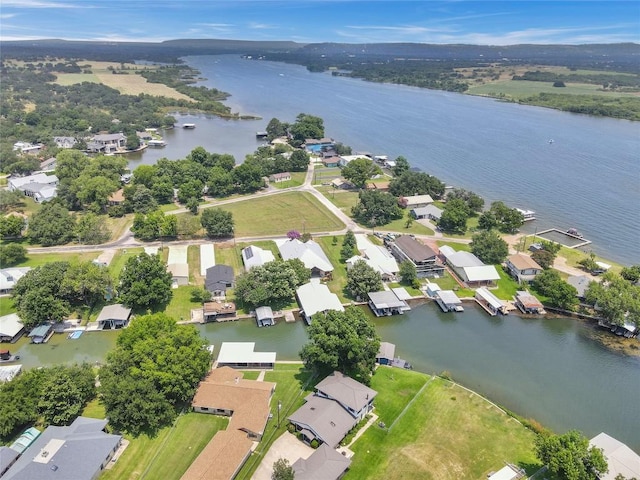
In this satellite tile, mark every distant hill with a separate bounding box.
[1,38,638,72]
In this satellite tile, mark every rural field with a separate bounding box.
[53,61,192,100]
[467,79,638,100]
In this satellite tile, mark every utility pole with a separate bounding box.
[277,400,282,428]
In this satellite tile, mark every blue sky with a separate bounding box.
[1,1,638,45]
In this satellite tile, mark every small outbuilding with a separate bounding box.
[434,290,464,313]
[376,342,396,365]
[255,306,275,327]
[514,291,545,314]
[292,443,352,480]
[268,172,291,183]
[168,263,189,287]
[203,301,237,322]
[296,282,344,325]
[96,304,131,330]
[0,313,25,343]
[475,287,508,316]
[28,324,54,344]
[589,432,640,480]
[368,290,410,317]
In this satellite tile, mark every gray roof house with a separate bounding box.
[0,446,19,477]
[3,417,122,480]
[87,133,126,153]
[53,136,77,149]
[567,275,593,299]
[205,265,234,296]
[292,443,351,480]
[589,432,640,480]
[0,267,31,294]
[288,371,377,448]
[96,304,131,330]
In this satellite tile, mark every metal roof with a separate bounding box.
[217,342,276,365]
[437,290,462,305]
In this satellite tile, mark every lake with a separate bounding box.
[128,54,640,266]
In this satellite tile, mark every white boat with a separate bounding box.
[147,139,166,147]
[515,208,536,221]
[183,123,196,129]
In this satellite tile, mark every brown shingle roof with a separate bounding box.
[508,253,542,271]
[180,429,254,480]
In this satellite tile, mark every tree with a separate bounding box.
[0,368,46,439]
[118,253,173,310]
[346,260,383,300]
[28,202,76,246]
[300,307,380,385]
[186,197,199,215]
[392,156,410,177]
[470,230,509,264]
[584,272,640,327]
[481,201,525,234]
[289,149,310,171]
[0,190,26,213]
[0,244,27,266]
[341,157,382,189]
[266,117,287,141]
[234,260,309,309]
[388,171,445,199]
[59,261,112,307]
[340,230,358,261]
[620,265,640,283]
[177,179,203,204]
[131,209,177,241]
[438,198,469,234]
[352,190,403,227]
[39,364,95,426]
[289,113,324,146]
[531,249,556,269]
[578,253,600,273]
[99,313,211,435]
[399,260,417,285]
[75,212,111,244]
[532,270,579,310]
[0,214,26,238]
[446,188,484,213]
[272,458,295,480]
[128,184,158,213]
[126,133,140,150]
[536,430,608,480]
[201,208,234,238]
[287,230,302,240]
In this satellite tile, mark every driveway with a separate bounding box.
[251,432,313,480]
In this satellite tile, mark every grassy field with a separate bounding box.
[53,73,100,85]
[0,296,17,316]
[427,272,474,298]
[104,215,133,242]
[382,210,435,236]
[269,172,306,189]
[164,285,202,322]
[223,192,345,237]
[494,266,521,300]
[436,240,472,252]
[100,413,227,480]
[187,245,202,285]
[346,368,540,480]
[467,79,639,100]
[214,242,244,275]
[16,251,99,268]
[109,247,144,280]
[316,235,350,302]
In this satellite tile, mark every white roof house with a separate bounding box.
[8,173,58,192]
[0,268,31,294]
[590,432,640,480]
[278,239,333,275]
[354,234,399,277]
[0,313,25,340]
[241,245,275,271]
[200,244,215,276]
[439,245,500,286]
[401,194,434,208]
[487,464,522,480]
[296,282,344,325]
[216,342,276,369]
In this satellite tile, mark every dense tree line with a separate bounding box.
[513,70,640,89]
[0,364,96,440]
[584,272,640,328]
[532,270,579,311]
[519,93,640,121]
[117,253,173,310]
[99,313,211,435]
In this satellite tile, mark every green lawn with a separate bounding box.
[0,296,17,316]
[82,398,106,419]
[53,72,100,85]
[164,285,201,322]
[467,79,638,100]
[427,272,474,298]
[16,251,100,268]
[493,266,521,301]
[220,192,345,237]
[316,235,351,302]
[322,189,359,213]
[312,166,342,185]
[214,244,244,275]
[100,413,227,480]
[382,210,435,236]
[436,240,472,253]
[346,368,540,480]
[187,245,202,285]
[109,247,144,280]
[236,364,316,480]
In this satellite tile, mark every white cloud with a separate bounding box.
[248,22,277,30]
[0,13,17,19]
[1,0,96,8]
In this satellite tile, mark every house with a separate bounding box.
[365,180,390,191]
[434,290,464,312]
[203,301,237,322]
[8,173,59,202]
[376,342,396,365]
[352,234,399,280]
[0,446,19,477]
[487,464,524,480]
[368,290,410,316]
[389,235,444,278]
[28,324,54,344]
[107,188,125,206]
[255,306,275,327]
[168,263,189,287]
[0,313,25,343]
[292,443,352,480]
[439,245,500,287]
[53,136,77,149]
[475,287,508,316]
[241,245,275,271]
[296,282,344,325]
[514,291,546,314]
[205,265,234,297]
[339,155,368,166]
[304,138,334,153]
[3,417,122,480]
[39,157,57,171]
[505,254,543,284]
[567,275,593,300]
[87,133,126,153]
[288,372,377,448]
[399,194,434,209]
[96,304,131,330]
[321,156,341,168]
[0,267,31,294]
[278,239,333,277]
[411,204,442,221]
[184,368,276,480]
[268,172,291,183]
[589,432,640,480]
[330,178,353,190]
[12,142,43,155]
[216,342,276,370]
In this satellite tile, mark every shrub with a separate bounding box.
[310,439,319,449]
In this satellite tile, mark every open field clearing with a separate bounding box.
[467,80,639,99]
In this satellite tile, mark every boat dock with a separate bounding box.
[529,228,592,249]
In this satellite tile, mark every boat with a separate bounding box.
[147,139,166,147]
[566,228,583,238]
[183,123,196,129]
[549,139,554,144]
[515,208,536,221]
